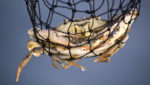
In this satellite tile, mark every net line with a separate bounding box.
[24,0,141,60]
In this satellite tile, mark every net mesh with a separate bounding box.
[24,0,141,60]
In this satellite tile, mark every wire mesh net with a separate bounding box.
[25,0,141,60]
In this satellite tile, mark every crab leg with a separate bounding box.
[93,44,118,63]
[72,61,86,71]
[51,55,60,69]
[94,34,129,63]
[16,47,43,82]
[53,55,84,70]
[63,60,86,71]
[63,60,74,69]
[51,54,68,69]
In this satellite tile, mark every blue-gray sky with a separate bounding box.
[0,0,150,85]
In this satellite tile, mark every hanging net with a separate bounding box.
[25,0,141,68]
[16,0,141,82]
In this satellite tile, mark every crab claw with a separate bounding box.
[16,47,43,82]
[16,52,32,82]
[27,40,41,57]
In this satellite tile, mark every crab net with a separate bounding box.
[24,0,141,60]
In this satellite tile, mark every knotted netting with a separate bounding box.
[16,0,141,82]
[25,0,141,60]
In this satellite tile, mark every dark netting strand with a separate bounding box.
[24,0,141,60]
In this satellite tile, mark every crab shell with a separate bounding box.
[56,16,107,37]
[27,16,109,46]
[27,9,137,58]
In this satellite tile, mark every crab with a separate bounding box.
[16,9,138,82]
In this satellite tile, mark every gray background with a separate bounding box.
[0,0,150,85]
